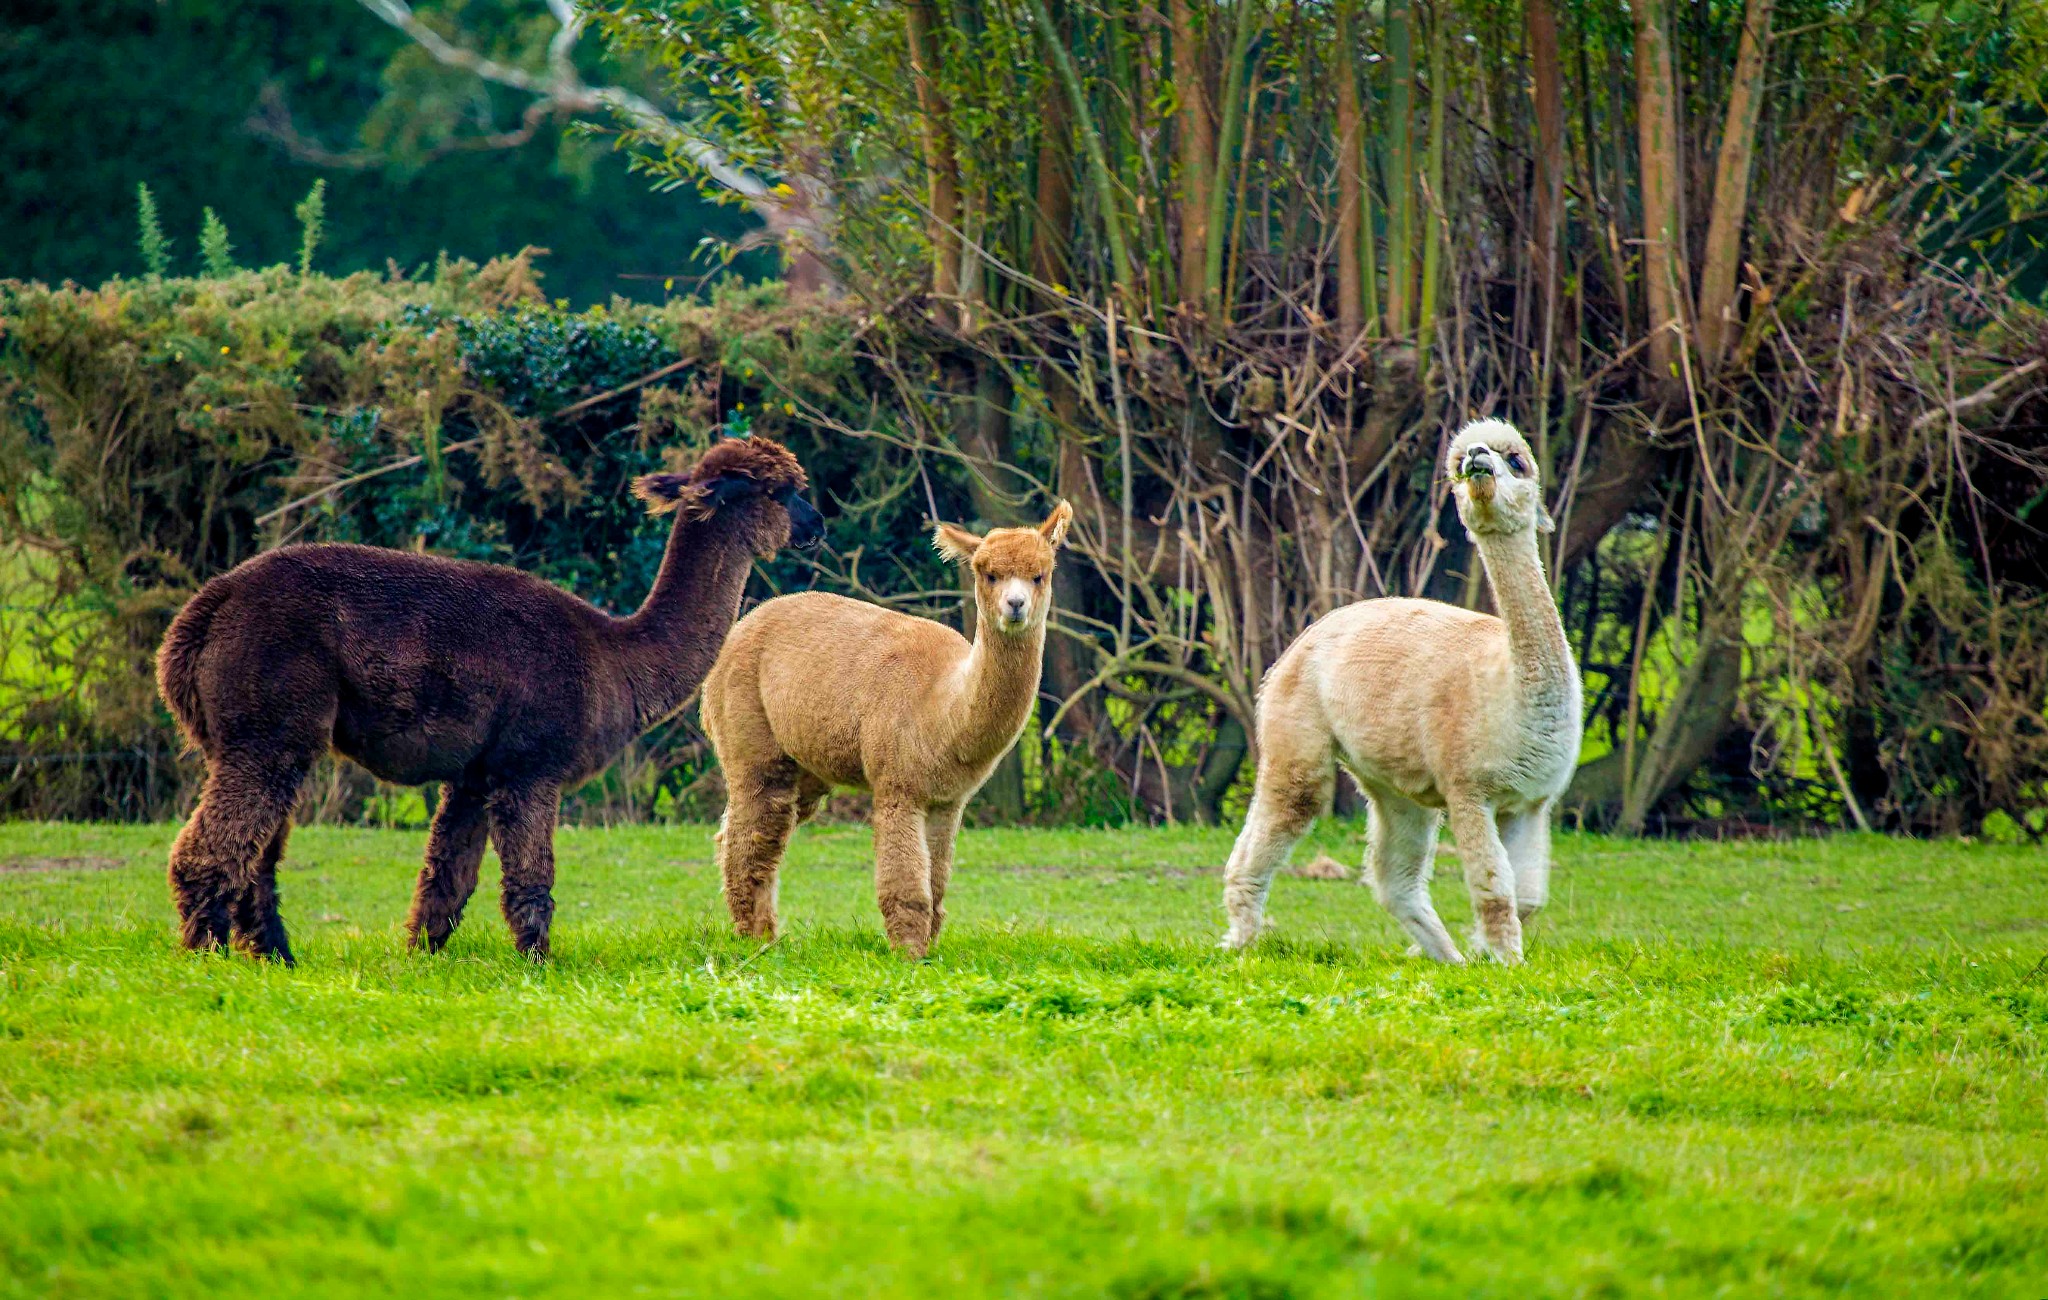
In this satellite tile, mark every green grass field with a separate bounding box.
[1,821,2043,1297]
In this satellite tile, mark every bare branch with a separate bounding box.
[351,0,782,209]
[246,83,551,170]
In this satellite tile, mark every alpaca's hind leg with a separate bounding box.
[1364,794,1459,963]
[872,796,933,958]
[717,765,801,940]
[170,760,303,957]
[1447,794,1522,965]
[923,802,964,942]
[1499,802,1552,923]
[488,782,562,960]
[228,820,296,964]
[407,782,491,951]
[1220,755,1332,949]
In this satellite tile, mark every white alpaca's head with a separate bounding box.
[1447,419,1554,538]
[932,500,1073,635]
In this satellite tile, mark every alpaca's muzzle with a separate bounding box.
[781,490,826,548]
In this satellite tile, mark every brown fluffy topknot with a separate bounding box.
[631,437,808,518]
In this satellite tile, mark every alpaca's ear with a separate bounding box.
[1536,497,1557,534]
[932,521,983,564]
[1039,499,1074,548]
[632,473,703,517]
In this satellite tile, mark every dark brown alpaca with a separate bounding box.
[156,436,821,963]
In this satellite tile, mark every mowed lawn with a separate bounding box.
[1,821,2043,1298]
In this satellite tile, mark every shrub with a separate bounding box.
[0,254,957,821]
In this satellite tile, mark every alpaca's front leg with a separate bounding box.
[408,782,490,952]
[1365,795,1461,963]
[1447,796,1522,964]
[1498,804,1552,923]
[488,782,561,960]
[872,797,933,958]
[923,803,964,941]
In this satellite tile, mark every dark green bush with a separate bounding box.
[0,257,992,822]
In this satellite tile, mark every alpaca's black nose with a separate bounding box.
[784,491,825,548]
[1460,445,1496,478]
[1004,595,1027,618]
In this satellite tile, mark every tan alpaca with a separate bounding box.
[702,501,1073,957]
[1221,419,1582,964]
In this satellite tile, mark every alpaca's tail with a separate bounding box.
[156,581,231,753]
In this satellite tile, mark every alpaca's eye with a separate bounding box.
[983,573,994,583]
[1505,452,1528,474]
[1033,575,1044,586]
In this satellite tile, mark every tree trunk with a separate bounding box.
[1557,423,1668,572]
[1619,625,1743,833]
[1204,0,1260,321]
[1171,0,1212,310]
[1334,1,1366,343]
[1526,0,1566,353]
[1030,30,1074,296]
[1415,5,1448,362]
[1695,0,1772,372]
[1189,712,1249,824]
[1632,0,1687,399]
[1029,0,1139,309]
[905,0,963,313]
[1383,0,1417,337]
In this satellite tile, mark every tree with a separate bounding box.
[588,0,2048,832]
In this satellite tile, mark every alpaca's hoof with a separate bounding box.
[236,939,296,966]
[1219,918,1274,950]
[1468,935,1522,966]
[406,927,453,954]
[881,902,931,958]
[1406,941,1467,964]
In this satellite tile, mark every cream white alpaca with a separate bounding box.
[1220,419,1582,964]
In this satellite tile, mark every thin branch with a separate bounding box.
[353,0,777,205]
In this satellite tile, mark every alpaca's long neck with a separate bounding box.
[612,516,755,730]
[944,608,1046,768]
[1473,529,1576,706]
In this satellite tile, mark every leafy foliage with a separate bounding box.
[197,208,237,279]
[293,180,326,278]
[134,183,170,279]
[0,258,972,822]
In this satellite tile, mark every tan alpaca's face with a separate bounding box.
[933,501,1073,635]
[1448,419,1555,537]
